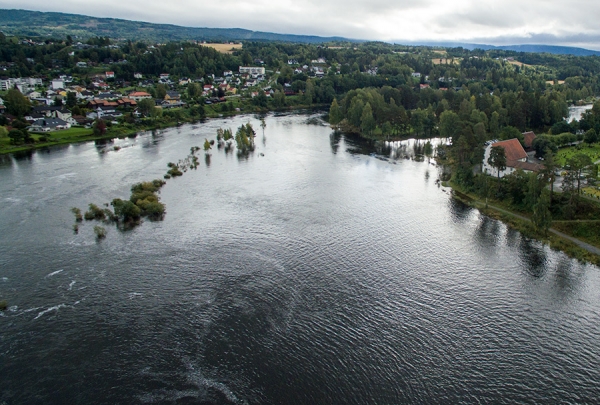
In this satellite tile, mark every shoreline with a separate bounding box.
[448,182,600,265]
[0,104,329,156]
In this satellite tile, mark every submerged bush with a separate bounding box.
[71,207,83,222]
[93,225,106,239]
[112,198,142,222]
[0,300,7,311]
[85,204,106,221]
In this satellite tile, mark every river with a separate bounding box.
[1,113,599,404]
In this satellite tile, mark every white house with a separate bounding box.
[29,118,71,132]
[482,138,541,178]
[51,80,65,90]
[239,66,265,75]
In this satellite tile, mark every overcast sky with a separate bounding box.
[2,0,600,49]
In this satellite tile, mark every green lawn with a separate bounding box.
[556,143,600,166]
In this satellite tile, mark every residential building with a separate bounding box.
[239,66,265,75]
[29,118,71,132]
[482,138,542,178]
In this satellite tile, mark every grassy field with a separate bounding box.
[201,43,242,54]
[556,143,600,166]
[432,58,460,65]
[508,60,532,67]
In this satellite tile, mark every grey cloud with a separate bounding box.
[3,0,600,49]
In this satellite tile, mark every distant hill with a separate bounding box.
[0,9,358,44]
[397,41,600,57]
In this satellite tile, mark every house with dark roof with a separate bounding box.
[482,138,542,178]
[29,118,70,132]
[164,91,182,105]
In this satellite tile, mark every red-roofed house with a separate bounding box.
[522,131,536,150]
[128,91,152,101]
[483,138,541,178]
[105,72,115,79]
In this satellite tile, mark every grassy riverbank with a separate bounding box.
[0,102,328,156]
[448,182,600,265]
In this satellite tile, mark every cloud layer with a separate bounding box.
[2,0,599,49]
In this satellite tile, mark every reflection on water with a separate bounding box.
[1,113,600,404]
[329,131,341,154]
[448,197,474,223]
[518,237,548,278]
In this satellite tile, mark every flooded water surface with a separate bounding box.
[1,113,599,404]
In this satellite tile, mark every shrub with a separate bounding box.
[112,198,142,222]
[93,225,107,239]
[70,207,83,222]
[85,204,106,220]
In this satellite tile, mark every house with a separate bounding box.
[105,72,115,79]
[117,98,137,108]
[482,138,542,178]
[523,131,537,150]
[29,118,71,132]
[86,99,119,109]
[51,80,65,90]
[67,115,92,126]
[420,84,430,90]
[0,104,5,114]
[164,91,181,104]
[79,90,95,100]
[76,62,87,68]
[55,108,72,121]
[33,105,62,117]
[179,78,191,86]
[411,72,421,78]
[128,91,152,101]
[134,72,143,79]
[239,66,265,75]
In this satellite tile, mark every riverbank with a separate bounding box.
[448,182,600,265]
[0,103,328,156]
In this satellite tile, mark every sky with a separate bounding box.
[2,0,600,50]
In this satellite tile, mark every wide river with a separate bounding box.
[1,113,599,404]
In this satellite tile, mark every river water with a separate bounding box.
[1,113,599,404]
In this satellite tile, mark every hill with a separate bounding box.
[0,9,358,44]
[397,41,600,57]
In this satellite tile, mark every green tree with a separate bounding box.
[584,128,598,144]
[566,153,593,194]
[304,79,315,104]
[138,98,155,117]
[360,102,376,135]
[93,119,107,136]
[439,110,461,140]
[111,198,141,222]
[329,98,343,127]
[539,150,558,201]
[532,189,552,236]
[66,92,77,108]
[4,88,31,117]
[203,138,212,153]
[424,141,433,163]
[156,84,167,99]
[8,129,25,145]
[488,145,507,181]
[489,111,500,137]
